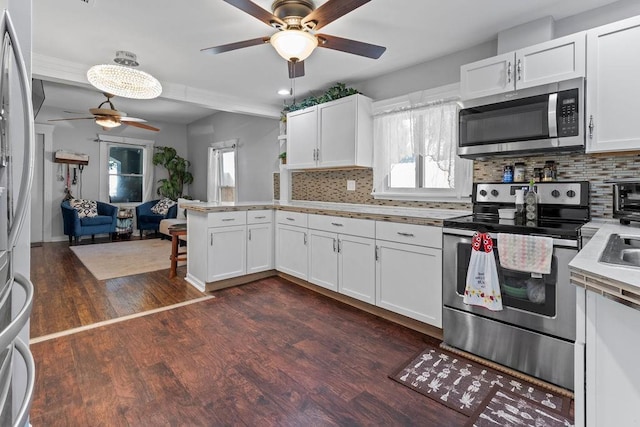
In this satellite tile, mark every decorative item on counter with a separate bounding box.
[525,179,538,225]
[543,160,557,182]
[502,165,513,183]
[515,188,525,221]
[514,162,526,182]
[533,167,543,182]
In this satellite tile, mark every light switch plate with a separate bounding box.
[347,180,356,191]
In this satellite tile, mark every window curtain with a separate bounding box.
[373,100,471,197]
[207,147,220,203]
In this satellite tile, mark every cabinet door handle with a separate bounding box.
[333,238,337,252]
[375,246,379,261]
[316,148,320,162]
[507,61,512,83]
[517,59,522,80]
[312,148,317,161]
[286,217,295,221]
[210,233,213,246]
[248,230,252,241]
[337,239,342,254]
[397,232,415,237]
[589,115,594,139]
[331,222,344,227]
[303,232,307,245]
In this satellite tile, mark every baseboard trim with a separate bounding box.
[205,270,278,292]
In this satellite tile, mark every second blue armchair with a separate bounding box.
[135,199,178,238]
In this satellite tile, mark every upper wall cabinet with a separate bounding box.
[586,15,640,153]
[460,32,586,100]
[287,94,373,169]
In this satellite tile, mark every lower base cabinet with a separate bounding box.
[583,290,640,426]
[247,222,273,274]
[207,225,246,282]
[276,224,308,280]
[375,240,443,327]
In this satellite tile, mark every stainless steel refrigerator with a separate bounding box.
[0,7,35,427]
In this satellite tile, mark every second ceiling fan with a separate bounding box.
[201,0,386,78]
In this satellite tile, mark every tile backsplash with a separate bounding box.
[273,151,640,218]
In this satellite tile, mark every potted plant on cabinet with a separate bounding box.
[152,146,194,199]
[279,152,287,165]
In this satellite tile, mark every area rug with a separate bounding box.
[390,344,571,418]
[70,239,186,280]
[466,386,574,426]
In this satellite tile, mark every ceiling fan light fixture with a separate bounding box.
[95,116,121,128]
[87,51,162,100]
[270,30,317,62]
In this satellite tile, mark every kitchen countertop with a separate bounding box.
[569,222,640,308]
[183,200,470,226]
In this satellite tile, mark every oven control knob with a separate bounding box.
[551,190,561,198]
[567,190,576,198]
[491,189,499,197]
[479,189,487,197]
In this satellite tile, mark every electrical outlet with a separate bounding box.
[347,180,356,191]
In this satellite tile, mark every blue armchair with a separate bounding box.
[61,200,118,245]
[135,199,178,238]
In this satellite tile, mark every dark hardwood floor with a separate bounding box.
[30,240,205,338]
[30,242,467,426]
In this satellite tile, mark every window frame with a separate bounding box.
[99,135,155,206]
[207,139,238,203]
[372,83,472,202]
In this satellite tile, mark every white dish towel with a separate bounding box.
[497,233,553,275]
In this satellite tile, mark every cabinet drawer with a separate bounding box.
[308,214,374,238]
[375,221,442,249]
[276,210,308,227]
[247,209,273,224]
[207,211,247,227]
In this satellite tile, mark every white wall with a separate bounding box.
[36,105,190,241]
[555,0,640,37]
[187,112,279,202]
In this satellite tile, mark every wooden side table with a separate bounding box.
[168,224,187,279]
[115,209,133,240]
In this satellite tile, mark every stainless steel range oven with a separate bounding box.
[442,181,590,390]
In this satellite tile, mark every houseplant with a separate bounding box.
[281,83,360,117]
[152,146,194,200]
[279,152,287,165]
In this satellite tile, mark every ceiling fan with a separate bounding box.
[201,0,386,78]
[48,93,159,132]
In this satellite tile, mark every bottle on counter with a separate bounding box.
[514,162,526,182]
[533,167,543,182]
[503,165,514,183]
[543,161,557,182]
[515,188,525,222]
[525,179,538,225]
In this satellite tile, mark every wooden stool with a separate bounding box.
[168,224,187,278]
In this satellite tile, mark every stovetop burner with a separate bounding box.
[444,181,590,240]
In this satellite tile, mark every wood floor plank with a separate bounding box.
[30,275,469,425]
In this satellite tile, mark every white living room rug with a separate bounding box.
[70,239,186,280]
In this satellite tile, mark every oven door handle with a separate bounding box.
[443,227,578,248]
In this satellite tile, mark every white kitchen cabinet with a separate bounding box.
[582,290,640,426]
[307,215,376,302]
[375,222,443,327]
[461,32,585,100]
[207,224,247,282]
[286,94,373,169]
[275,211,309,280]
[586,15,640,153]
[247,210,273,274]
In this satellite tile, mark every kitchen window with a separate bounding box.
[372,85,472,201]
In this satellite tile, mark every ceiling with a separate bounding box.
[33,0,620,124]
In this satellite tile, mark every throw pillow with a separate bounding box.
[70,199,98,218]
[151,198,176,216]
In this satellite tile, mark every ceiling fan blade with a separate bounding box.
[302,0,370,31]
[48,117,94,122]
[90,107,124,117]
[201,36,270,55]
[316,34,386,59]
[223,0,285,28]
[288,61,305,78]
[124,121,159,132]
[120,117,147,123]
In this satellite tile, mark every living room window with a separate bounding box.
[99,135,155,204]
[372,84,472,201]
[207,139,238,203]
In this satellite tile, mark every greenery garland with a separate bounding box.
[280,82,360,121]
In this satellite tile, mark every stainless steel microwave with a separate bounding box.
[458,79,585,159]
